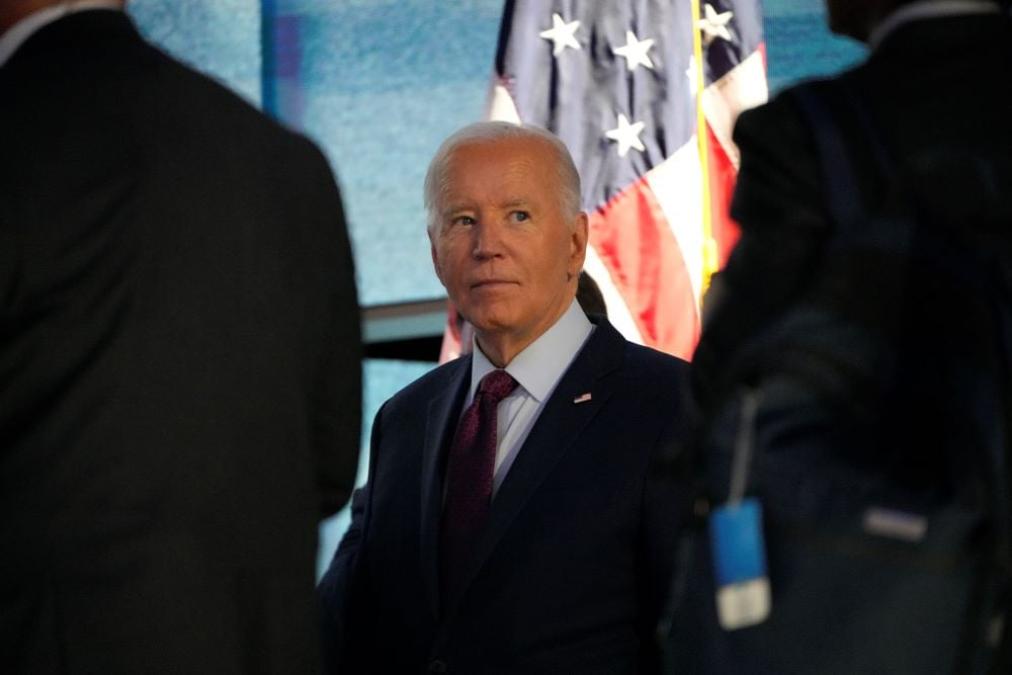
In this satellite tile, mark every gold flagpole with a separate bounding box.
[691,0,718,300]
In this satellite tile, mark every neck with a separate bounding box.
[1,1,123,34]
[1,2,51,34]
[858,6,902,42]
[473,297,574,368]
[866,0,1003,45]
[474,335,527,369]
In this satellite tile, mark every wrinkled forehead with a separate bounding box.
[440,137,558,199]
[446,135,554,172]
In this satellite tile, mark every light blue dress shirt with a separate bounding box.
[466,299,594,496]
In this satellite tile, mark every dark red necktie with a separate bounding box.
[440,369,518,599]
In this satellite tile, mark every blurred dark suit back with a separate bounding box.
[0,10,360,674]
[695,11,1012,404]
[678,9,1012,674]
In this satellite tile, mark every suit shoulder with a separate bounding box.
[381,358,467,413]
[621,342,690,385]
[730,79,839,231]
[613,342,694,437]
[141,41,325,164]
[734,85,808,153]
[735,71,868,150]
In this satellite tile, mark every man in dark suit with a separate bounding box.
[676,1,1012,671]
[0,2,361,673]
[319,122,692,674]
[693,0,1012,407]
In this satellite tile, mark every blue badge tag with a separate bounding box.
[709,497,771,630]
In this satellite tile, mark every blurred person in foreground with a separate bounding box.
[0,1,361,672]
[319,121,693,674]
[673,0,1012,672]
[694,0,1012,408]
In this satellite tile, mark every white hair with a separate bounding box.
[423,121,582,235]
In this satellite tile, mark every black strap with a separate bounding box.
[790,85,866,233]
[794,81,901,218]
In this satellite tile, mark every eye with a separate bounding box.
[510,210,530,223]
[451,215,476,227]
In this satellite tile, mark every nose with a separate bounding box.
[471,219,505,260]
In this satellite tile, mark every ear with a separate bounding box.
[567,212,589,279]
[430,235,446,286]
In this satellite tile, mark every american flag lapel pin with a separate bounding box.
[573,392,592,404]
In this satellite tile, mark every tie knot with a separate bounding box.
[477,369,518,403]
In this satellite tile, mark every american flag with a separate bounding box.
[441,0,767,362]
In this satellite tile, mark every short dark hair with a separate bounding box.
[576,271,607,318]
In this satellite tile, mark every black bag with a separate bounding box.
[660,82,1012,674]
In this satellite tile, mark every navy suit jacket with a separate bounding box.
[320,318,693,674]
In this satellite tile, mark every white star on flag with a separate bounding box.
[698,4,734,46]
[539,13,581,56]
[612,30,655,72]
[685,54,699,96]
[442,0,770,364]
[605,114,646,157]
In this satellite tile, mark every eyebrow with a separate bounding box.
[442,202,475,216]
[442,199,532,215]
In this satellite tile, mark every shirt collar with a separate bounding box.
[869,0,1001,50]
[0,1,123,68]
[469,299,593,404]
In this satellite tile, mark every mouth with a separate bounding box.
[470,280,519,290]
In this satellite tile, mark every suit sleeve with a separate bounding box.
[692,93,829,410]
[317,485,369,673]
[300,142,362,517]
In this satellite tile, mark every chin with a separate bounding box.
[469,316,513,338]
[461,300,514,331]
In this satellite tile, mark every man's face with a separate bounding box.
[430,137,587,359]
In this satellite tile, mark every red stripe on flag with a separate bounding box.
[707,122,741,268]
[588,177,700,360]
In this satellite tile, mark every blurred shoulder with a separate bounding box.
[733,83,811,155]
[734,71,869,152]
[729,77,859,229]
[137,34,328,167]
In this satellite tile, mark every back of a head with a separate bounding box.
[824,0,1005,42]
[1,1,126,34]
[577,271,608,318]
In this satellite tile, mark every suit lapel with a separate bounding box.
[419,357,471,619]
[443,320,626,615]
